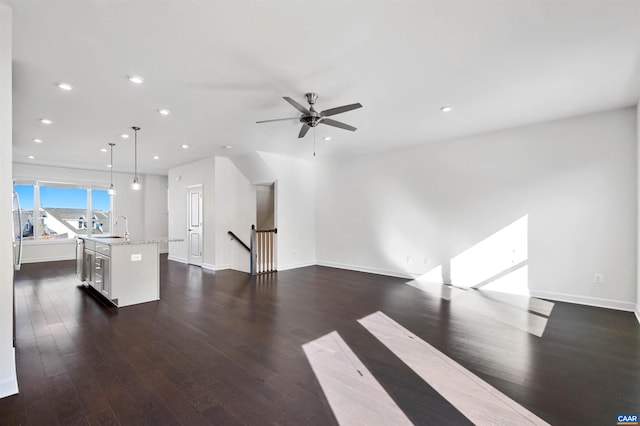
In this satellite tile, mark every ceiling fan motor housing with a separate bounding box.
[305,92,319,105]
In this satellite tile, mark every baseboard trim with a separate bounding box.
[0,348,18,399]
[635,305,640,325]
[316,260,414,279]
[529,290,636,312]
[202,263,231,271]
[167,255,187,264]
[278,261,317,271]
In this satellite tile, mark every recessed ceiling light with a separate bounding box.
[223,145,232,149]
[107,164,112,168]
[57,82,73,91]
[120,133,129,139]
[32,138,43,143]
[128,75,144,84]
[181,144,189,149]
[440,105,453,112]
[27,155,35,160]
[158,108,171,116]
[39,118,53,125]
[153,155,159,160]
[323,136,332,141]
[100,148,108,153]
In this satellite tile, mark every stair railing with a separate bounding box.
[228,230,250,252]
[250,224,277,275]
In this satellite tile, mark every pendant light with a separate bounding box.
[107,143,116,195]
[131,126,142,190]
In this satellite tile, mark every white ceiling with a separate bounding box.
[7,0,640,176]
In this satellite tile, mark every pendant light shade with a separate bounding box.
[107,143,116,195]
[131,176,141,191]
[131,126,142,191]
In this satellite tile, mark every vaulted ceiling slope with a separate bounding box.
[7,0,640,175]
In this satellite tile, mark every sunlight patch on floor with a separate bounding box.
[302,331,413,426]
[358,312,550,426]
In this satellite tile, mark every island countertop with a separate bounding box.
[78,235,183,246]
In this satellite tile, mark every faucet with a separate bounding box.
[115,215,129,240]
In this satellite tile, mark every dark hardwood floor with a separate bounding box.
[1,256,638,425]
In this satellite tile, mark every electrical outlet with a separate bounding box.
[406,256,413,264]
[423,257,429,265]
[593,273,604,284]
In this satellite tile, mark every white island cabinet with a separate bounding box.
[78,236,177,307]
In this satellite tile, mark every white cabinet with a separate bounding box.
[78,237,160,307]
[81,240,112,301]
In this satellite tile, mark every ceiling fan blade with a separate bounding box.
[283,97,311,114]
[321,103,362,117]
[256,117,299,124]
[298,124,311,138]
[321,118,357,132]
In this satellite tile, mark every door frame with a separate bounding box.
[187,184,203,266]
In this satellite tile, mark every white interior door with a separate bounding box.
[188,185,203,266]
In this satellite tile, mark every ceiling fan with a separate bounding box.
[257,93,362,138]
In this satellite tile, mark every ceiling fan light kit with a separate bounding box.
[257,92,362,138]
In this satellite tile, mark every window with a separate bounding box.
[13,181,112,241]
[14,184,35,240]
[40,184,88,240]
[91,188,111,235]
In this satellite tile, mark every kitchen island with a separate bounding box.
[77,236,179,307]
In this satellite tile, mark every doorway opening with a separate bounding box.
[256,183,275,230]
[252,183,277,274]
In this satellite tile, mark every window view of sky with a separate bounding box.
[92,189,110,211]
[40,186,87,209]
[14,185,34,210]
[14,185,110,211]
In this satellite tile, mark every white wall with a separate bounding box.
[167,157,215,265]
[214,157,255,272]
[317,108,637,311]
[12,163,167,262]
[637,101,640,323]
[259,152,316,270]
[168,156,255,272]
[143,174,169,253]
[231,152,276,185]
[170,153,316,274]
[0,3,17,398]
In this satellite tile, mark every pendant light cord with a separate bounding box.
[110,144,114,183]
[134,129,138,178]
[108,143,115,192]
[132,126,140,181]
[313,126,316,157]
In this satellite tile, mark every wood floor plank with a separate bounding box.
[1,258,638,425]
